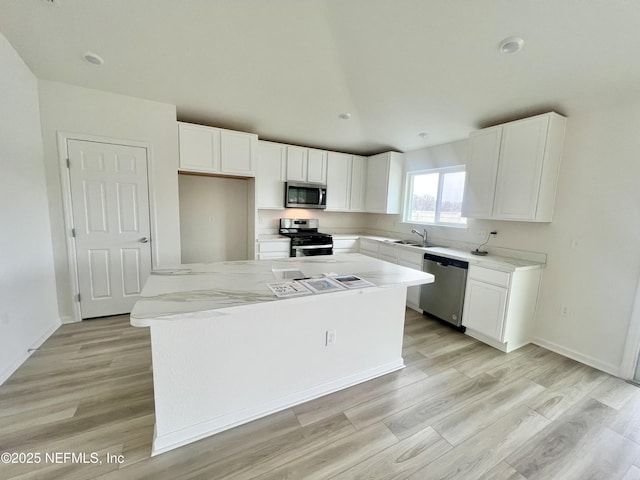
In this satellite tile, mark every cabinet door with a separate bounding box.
[326,152,351,211]
[364,153,389,213]
[378,243,398,263]
[256,141,286,209]
[286,146,308,182]
[178,123,220,173]
[493,115,549,220]
[462,279,507,341]
[359,238,379,258]
[307,149,327,184]
[461,126,502,219]
[364,152,403,214]
[220,129,257,176]
[350,156,367,211]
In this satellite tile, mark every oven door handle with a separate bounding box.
[292,244,333,250]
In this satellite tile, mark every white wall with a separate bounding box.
[179,174,249,263]
[38,81,181,322]
[0,34,59,383]
[369,107,640,375]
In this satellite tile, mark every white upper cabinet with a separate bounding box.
[326,152,352,211]
[178,122,257,177]
[178,122,221,172]
[286,146,307,181]
[462,112,566,222]
[256,141,287,209]
[461,126,502,219]
[493,114,566,221]
[220,129,257,176]
[307,149,328,184]
[364,152,404,214]
[286,146,327,184]
[326,153,368,212]
[349,155,367,212]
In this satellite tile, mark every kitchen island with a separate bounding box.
[130,253,434,455]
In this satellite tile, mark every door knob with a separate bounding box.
[139,237,150,243]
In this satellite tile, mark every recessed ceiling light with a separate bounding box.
[83,52,104,65]
[418,132,429,139]
[499,37,524,54]
[338,113,351,120]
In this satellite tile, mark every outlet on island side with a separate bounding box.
[326,329,336,346]
[560,305,570,317]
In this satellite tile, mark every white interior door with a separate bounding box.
[67,139,152,319]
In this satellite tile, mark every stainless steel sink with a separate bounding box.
[392,240,440,248]
[393,240,421,245]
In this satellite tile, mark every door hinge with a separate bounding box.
[77,293,81,302]
[66,158,70,168]
[71,228,76,237]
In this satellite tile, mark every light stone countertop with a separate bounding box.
[256,233,543,272]
[359,235,544,272]
[257,234,289,242]
[130,253,434,326]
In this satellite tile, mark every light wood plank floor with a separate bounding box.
[1,309,640,479]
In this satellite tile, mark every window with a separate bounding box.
[404,166,467,226]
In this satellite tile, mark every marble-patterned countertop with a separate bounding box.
[359,235,544,272]
[130,253,434,326]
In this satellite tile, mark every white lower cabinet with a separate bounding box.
[359,238,380,258]
[462,265,541,352]
[333,238,358,254]
[463,279,508,340]
[378,243,398,264]
[257,240,289,260]
[397,249,424,311]
[359,238,423,311]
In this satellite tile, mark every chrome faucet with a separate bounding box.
[411,228,428,247]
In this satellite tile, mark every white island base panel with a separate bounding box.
[149,285,407,455]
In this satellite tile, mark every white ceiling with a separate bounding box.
[2,0,640,155]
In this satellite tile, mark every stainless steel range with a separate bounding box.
[279,218,333,257]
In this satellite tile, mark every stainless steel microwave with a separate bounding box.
[285,182,327,209]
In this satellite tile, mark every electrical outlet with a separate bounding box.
[326,329,336,346]
[208,216,215,223]
[476,230,487,239]
[570,239,579,248]
[560,305,570,317]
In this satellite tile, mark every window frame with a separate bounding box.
[402,165,467,227]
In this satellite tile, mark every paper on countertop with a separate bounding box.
[266,281,312,298]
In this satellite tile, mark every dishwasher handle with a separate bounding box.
[424,253,469,270]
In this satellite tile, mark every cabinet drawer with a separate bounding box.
[333,238,358,250]
[468,265,510,288]
[258,241,290,253]
[258,252,289,260]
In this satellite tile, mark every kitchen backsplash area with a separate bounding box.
[257,209,369,236]
[365,212,548,264]
[257,208,546,264]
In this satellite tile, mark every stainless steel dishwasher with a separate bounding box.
[420,253,469,329]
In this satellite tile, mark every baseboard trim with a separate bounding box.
[151,358,405,456]
[531,336,621,377]
[60,315,78,324]
[0,320,60,385]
